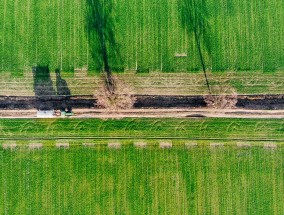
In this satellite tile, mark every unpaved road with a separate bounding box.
[1,108,284,119]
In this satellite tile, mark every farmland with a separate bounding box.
[1,0,284,72]
[1,0,284,213]
[1,142,284,214]
[1,118,284,214]
[0,119,284,214]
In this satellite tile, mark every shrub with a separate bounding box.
[95,75,136,111]
[203,86,237,109]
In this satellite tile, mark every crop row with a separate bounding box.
[0,146,283,214]
[1,0,284,73]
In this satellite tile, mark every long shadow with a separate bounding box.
[32,65,56,110]
[179,0,213,94]
[180,0,235,74]
[85,0,122,91]
[55,69,72,113]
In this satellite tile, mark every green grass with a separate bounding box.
[0,118,284,141]
[1,0,284,72]
[1,118,284,214]
[0,145,284,214]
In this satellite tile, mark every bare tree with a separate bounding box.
[180,0,212,94]
[86,0,119,93]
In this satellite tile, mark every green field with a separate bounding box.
[1,144,284,214]
[1,118,284,214]
[1,0,284,72]
[2,1,284,213]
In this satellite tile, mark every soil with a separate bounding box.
[1,94,284,110]
[237,94,284,110]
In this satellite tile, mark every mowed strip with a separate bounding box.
[1,72,284,96]
[0,118,283,141]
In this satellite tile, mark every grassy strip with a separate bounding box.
[1,71,284,96]
[0,118,283,140]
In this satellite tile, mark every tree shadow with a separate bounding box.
[55,69,72,113]
[32,65,56,110]
[180,0,235,73]
[85,0,122,92]
[179,0,213,93]
[180,0,213,53]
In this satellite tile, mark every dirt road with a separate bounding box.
[1,108,284,119]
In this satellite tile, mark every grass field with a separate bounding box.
[2,2,284,214]
[1,0,284,72]
[1,118,284,214]
[1,144,284,214]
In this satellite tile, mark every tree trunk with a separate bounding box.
[99,30,115,93]
[194,29,211,94]
[102,43,115,93]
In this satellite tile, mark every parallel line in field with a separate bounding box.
[0,137,284,142]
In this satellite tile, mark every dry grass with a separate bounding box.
[29,143,43,150]
[82,142,95,147]
[185,142,198,148]
[108,142,121,149]
[210,143,224,148]
[237,142,251,148]
[2,142,17,150]
[134,141,147,148]
[264,143,277,149]
[159,141,172,149]
[56,142,69,149]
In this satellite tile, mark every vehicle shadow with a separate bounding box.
[55,68,72,113]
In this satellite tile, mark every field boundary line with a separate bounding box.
[0,137,284,142]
